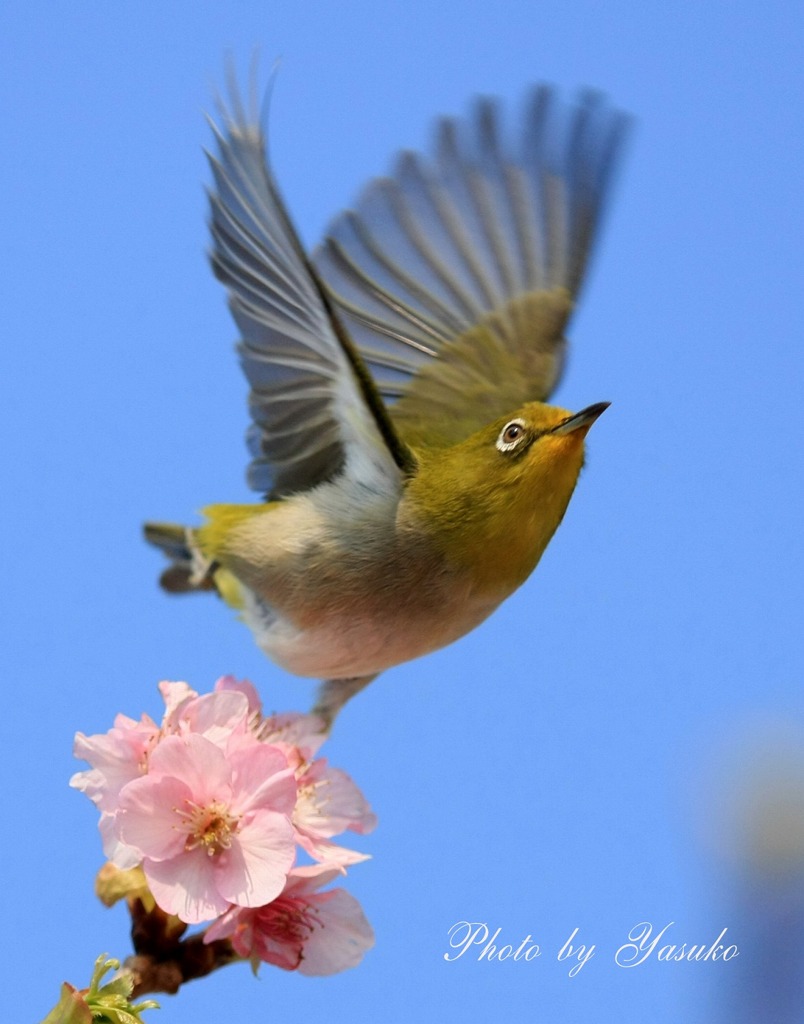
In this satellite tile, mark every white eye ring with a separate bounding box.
[496,418,528,453]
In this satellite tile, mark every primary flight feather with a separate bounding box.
[145,80,627,727]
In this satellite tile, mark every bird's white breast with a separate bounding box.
[238,567,501,680]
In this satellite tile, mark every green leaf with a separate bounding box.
[39,955,158,1024]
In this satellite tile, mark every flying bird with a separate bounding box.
[145,80,628,728]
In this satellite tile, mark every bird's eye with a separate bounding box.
[496,419,528,453]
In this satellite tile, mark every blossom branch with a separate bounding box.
[124,899,240,997]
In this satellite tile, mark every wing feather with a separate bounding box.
[314,87,628,448]
[207,87,414,497]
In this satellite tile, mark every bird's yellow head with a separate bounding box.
[402,401,609,596]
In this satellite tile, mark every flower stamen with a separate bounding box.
[182,799,239,857]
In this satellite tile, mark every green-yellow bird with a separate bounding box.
[145,82,628,727]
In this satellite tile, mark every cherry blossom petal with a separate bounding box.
[145,847,230,924]
[117,774,192,861]
[158,681,198,724]
[204,905,242,944]
[214,676,262,715]
[228,745,296,817]
[295,831,369,868]
[216,810,295,907]
[174,691,251,749]
[147,734,232,806]
[204,864,374,975]
[283,863,343,892]
[71,714,158,810]
[69,764,107,807]
[206,904,304,969]
[295,760,377,838]
[297,888,374,976]
[258,712,328,758]
[98,812,141,869]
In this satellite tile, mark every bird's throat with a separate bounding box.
[404,482,575,601]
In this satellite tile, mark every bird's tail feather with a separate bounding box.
[143,522,218,595]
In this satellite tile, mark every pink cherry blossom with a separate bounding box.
[294,758,377,866]
[70,712,160,867]
[72,677,378,933]
[116,733,297,923]
[257,711,328,761]
[213,675,328,761]
[159,682,254,752]
[71,683,260,868]
[207,679,374,865]
[213,675,262,715]
[157,680,198,720]
[205,864,374,975]
[71,713,159,811]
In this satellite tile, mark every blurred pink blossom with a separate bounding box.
[205,863,374,975]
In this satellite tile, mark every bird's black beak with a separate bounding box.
[551,402,611,435]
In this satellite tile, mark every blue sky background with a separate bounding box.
[3,2,803,1022]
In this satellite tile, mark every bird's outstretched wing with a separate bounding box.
[207,87,415,498]
[314,89,628,449]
